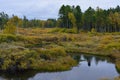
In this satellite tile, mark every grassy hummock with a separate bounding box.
[0,28,120,72]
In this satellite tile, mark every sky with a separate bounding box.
[0,0,120,20]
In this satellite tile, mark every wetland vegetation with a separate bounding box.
[0,5,120,80]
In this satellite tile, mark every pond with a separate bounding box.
[0,54,119,80]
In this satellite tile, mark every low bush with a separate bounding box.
[0,45,77,71]
[36,47,67,60]
[50,28,61,33]
[0,34,17,43]
[104,42,120,50]
[100,35,113,44]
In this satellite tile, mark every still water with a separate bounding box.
[0,54,119,80]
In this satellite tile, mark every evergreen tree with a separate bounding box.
[74,6,82,31]
[83,7,95,31]
[0,12,9,30]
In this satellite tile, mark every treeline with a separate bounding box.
[0,5,120,32]
[0,13,56,29]
[58,5,120,32]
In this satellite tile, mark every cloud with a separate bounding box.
[0,0,120,20]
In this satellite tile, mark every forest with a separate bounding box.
[0,5,120,34]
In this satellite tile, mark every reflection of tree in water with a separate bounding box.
[82,55,113,67]
[116,67,120,75]
[73,55,80,62]
[106,58,115,64]
[83,55,93,67]
[0,70,39,80]
[94,56,106,65]
[115,63,120,78]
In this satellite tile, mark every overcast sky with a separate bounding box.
[0,0,120,20]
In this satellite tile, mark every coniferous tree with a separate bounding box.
[0,12,9,30]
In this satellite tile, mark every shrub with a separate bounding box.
[100,35,113,44]
[59,28,67,33]
[65,29,77,33]
[50,28,61,33]
[91,28,97,34]
[0,34,17,43]
[37,47,67,60]
[105,42,120,50]
[3,21,16,34]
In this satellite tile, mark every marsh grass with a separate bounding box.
[0,28,120,72]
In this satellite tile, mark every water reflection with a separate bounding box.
[0,70,37,80]
[74,54,101,66]
[0,54,119,80]
[78,54,114,67]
